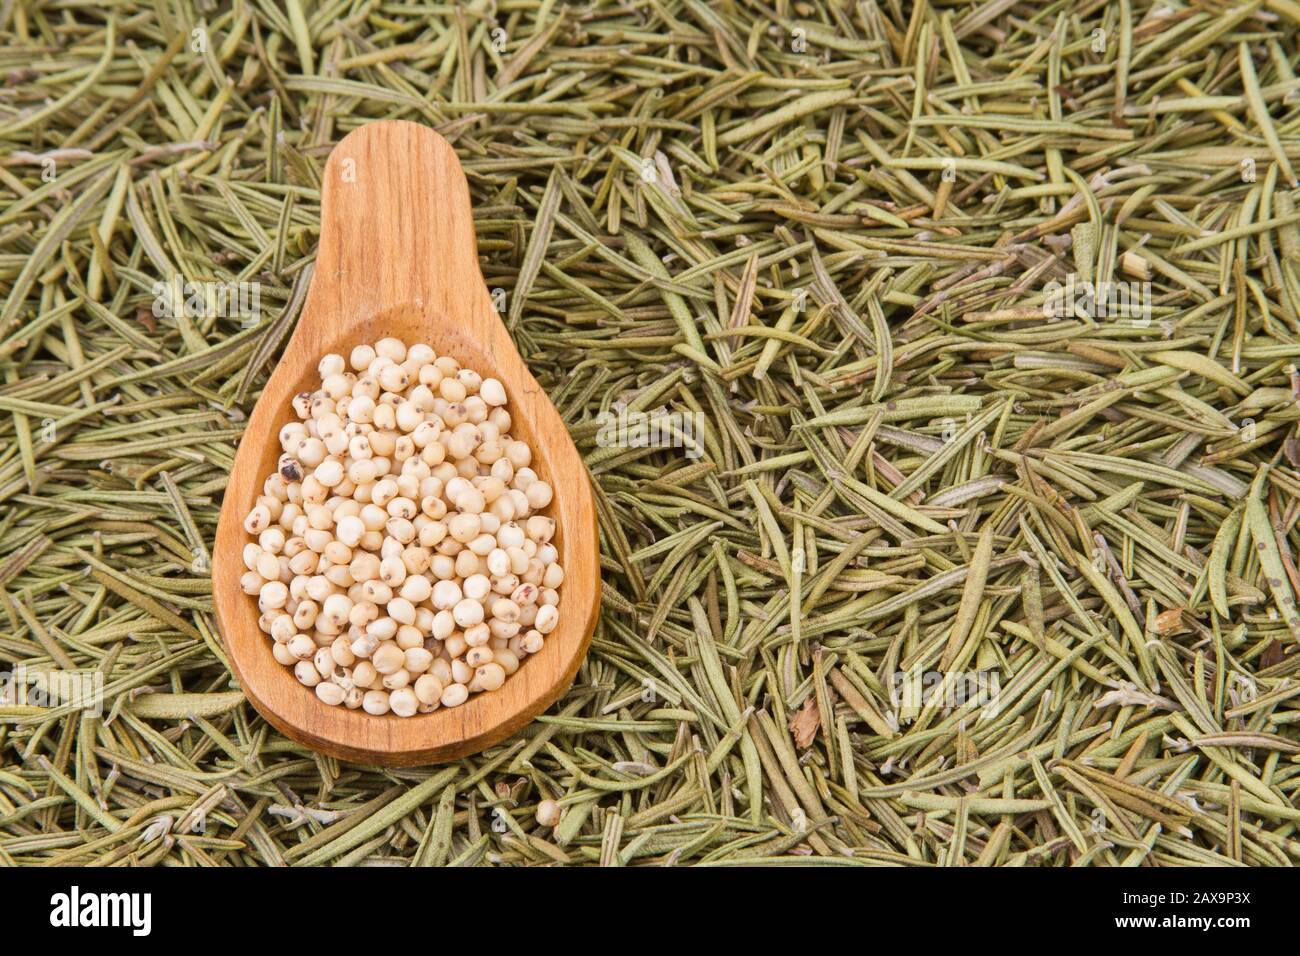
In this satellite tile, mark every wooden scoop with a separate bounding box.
[212,121,599,766]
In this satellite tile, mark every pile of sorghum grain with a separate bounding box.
[240,338,563,717]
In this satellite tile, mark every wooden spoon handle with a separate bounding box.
[304,121,494,337]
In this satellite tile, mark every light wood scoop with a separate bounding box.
[212,121,599,766]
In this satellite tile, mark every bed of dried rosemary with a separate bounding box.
[1,0,1299,866]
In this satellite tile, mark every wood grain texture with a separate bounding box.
[212,121,600,766]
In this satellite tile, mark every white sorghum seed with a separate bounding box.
[259,581,288,612]
[349,344,376,370]
[486,548,510,576]
[336,514,365,547]
[404,647,434,673]
[242,338,564,717]
[388,597,416,625]
[314,647,336,680]
[316,681,346,706]
[525,516,555,543]
[331,636,355,667]
[496,649,520,675]
[294,660,321,687]
[379,365,409,393]
[526,481,553,510]
[244,505,271,534]
[353,661,377,688]
[491,598,521,623]
[372,642,405,675]
[534,604,559,634]
[454,546,480,574]
[389,686,418,717]
[535,799,562,828]
[414,673,444,706]
[432,579,462,609]
[400,575,431,603]
[271,613,297,642]
[452,598,484,628]
[463,574,491,602]
[440,682,469,707]
[432,610,456,640]
[322,593,352,628]
[497,523,525,549]
[396,624,424,650]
